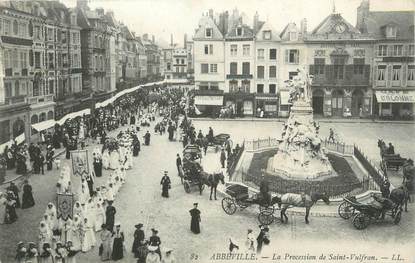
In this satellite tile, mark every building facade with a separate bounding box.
[356,0,415,119]
[172,48,187,79]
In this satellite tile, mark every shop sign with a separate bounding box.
[375,91,415,103]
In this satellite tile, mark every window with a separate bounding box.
[393,45,403,56]
[289,32,297,41]
[263,30,271,40]
[353,58,365,74]
[204,45,211,55]
[176,59,180,64]
[14,81,19,96]
[4,49,10,68]
[181,59,185,64]
[333,57,345,79]
[5,83,12,97]
[205,28,212,37]
[167,63,171,71]
[269,84,276,94]
[242,62,250,75]
[257,84,264,93]
[285,49,299,64]
[257,66,264,79]
[408,65,415,81]
[392,65,401,81]
[49,80,54,94]
[257,49,264,60]
[230,45,237,56]
[210,64,217,73]
[35,52,41,68]
[269,49,277,60]
[378,45,387,56]
[269,66,277,78]
[13,20,18,35]
[377,65,386,81]
[20,51,27,69]
[230,62,237,75]
[47,28,53,41]
[314,58,325,75]
[409,45,415,56]
[385,26,397,38]
[242,45,250,56]
[201,63,209,74]
[241,80,250,92]
[4,20,10,35]
[236,27,242,36]
[12,49,18,68]
[229,80,238,92]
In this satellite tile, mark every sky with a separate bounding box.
[61,0,415,47]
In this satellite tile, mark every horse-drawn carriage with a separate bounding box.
[221,182,276,216]
[377,139,407,171]
[338,194,402,230]
[196,133,233,153]
[180,145,204,193]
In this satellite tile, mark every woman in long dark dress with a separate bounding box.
[93,153,102,177]
[5,191,17,223]
[15,152,26,175]
[132,223,145,258]
[133,139,140,157]
[21,179,35,209]
[149,228,161,259]
[189,203,201,234]
[160,172,171,198]
[111,223,124,260]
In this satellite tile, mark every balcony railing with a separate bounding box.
[226,74,253,79]
[309,65,370,86]
[5,95,26,105]
[28,94,54,104]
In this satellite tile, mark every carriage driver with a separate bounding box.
[370,193,395,219]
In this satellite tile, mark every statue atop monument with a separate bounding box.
[286,68,313,105]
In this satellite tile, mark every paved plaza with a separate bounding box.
[0,119,414,263]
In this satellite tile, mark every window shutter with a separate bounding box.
[309,65,315,75]
[295,50,300,64]
[285,50,289,64]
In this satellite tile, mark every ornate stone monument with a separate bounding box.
[267,69,335,180]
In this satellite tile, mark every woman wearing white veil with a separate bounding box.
[68,215,82,251]
[38,220,52,251]
[102,150,110,170]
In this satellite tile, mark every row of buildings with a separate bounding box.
[0,0,163,145]
[192,1,414,119]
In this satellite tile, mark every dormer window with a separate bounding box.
[71,14,77,25]
[263,30,271,40]
[236,27,242,36]
[385,25,397,38]
[289,32,297,41]
[205,28,212,38]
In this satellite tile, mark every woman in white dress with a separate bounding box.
[95,202,106,231]
[24,148,32,172]
[0,192,6,224]
[73,201,83,220]
[39,220,52,251]
[68,215,82,251]
[110,150,120,170]
[77,181,89,205]
[85,198,96,230]
[102,150,110,170]
[81,217,96,252]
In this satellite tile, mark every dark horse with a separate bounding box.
[274,192,330,224]
[199,171,225,200]
[377,139,388,156]
[390,185,410,212]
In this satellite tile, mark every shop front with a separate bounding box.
[255,94,279,117]
[193,94,224,117]
[224,93,254,117]
[374,90,415,120]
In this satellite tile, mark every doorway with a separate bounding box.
[331,89,344,117]
[352,89,364,116]
[312,89,324,115]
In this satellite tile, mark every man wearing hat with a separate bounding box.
[149,228,162,259]
[160,171,171,198]
[132,223,145,258]
[105,201,116,232]
[189,203,201,234]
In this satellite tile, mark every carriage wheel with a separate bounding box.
[394,210,402,224]
[183,181,191,193]
[338,202,355,219]
[352,213,370,230]
[222,197,237,215]
[259,205,274,214]
[258,210,274,225]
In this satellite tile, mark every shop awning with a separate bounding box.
[375,90,415,103]
[32,119,57,132]
[280,91,292,105]
[194,95,223,106]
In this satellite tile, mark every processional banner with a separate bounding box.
[70,149,90,178]
[56,193,74,221]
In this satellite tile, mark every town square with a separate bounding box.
[0,0,414,262]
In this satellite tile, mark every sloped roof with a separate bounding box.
[256,21,281,41]
[279,22,297,39]
[364,11,414,40]
[311,13,360,35]
[225,23,254,39]
[35,0,69,23]
[193,16,223,40]
[76,8,91,28]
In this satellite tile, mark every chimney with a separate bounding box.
[152,35,155,44]
[208,9,213,19]
[170,34,173,47]
[184,34,187,49]
[253,11,259,32]
[356,0,370,33]
[300,18,307,35]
